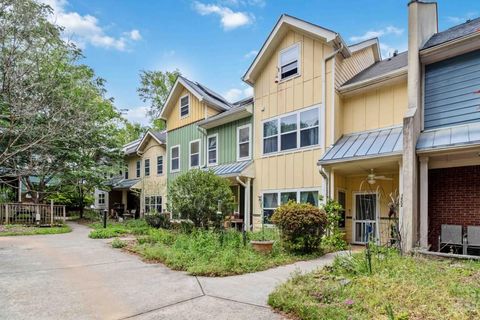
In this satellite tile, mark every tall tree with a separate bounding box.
[0,0,123,211]
[137,69,180,130]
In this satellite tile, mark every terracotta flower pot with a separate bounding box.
[250,240,275,253]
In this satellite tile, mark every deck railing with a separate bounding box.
[0,202,66,225]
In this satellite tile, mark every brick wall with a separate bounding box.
[428,165,480,251]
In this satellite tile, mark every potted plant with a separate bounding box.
[250,196,274,253]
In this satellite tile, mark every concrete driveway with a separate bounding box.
[0,223,344,320]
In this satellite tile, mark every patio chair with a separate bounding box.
[465,226,480,255]
[438,224,463,253]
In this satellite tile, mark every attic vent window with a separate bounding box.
[279,43,300,80]
[180,95,189,118]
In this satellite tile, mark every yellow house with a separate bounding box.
[242,15,404,245]
[95,130,167,217]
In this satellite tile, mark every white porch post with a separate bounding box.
[122,190,128,210]
[329,169,335,200]
[244,178,251,231]
[419,156,429,248]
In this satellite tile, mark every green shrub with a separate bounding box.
[322,199,348,251]
[168,169,233,228]
[145,212,171,229]
[111,238,127,248]
[272,201,327,253]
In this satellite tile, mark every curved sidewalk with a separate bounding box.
[0,223,350,320]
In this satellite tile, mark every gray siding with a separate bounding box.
[424,50,480,129]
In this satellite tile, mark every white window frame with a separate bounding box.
[278,43,301,82]
[170,145,180,173]
[144,195,162,214]
[179,94,190,119]
[157,155,163,176]
[144,158,150,177]
[261,105,321,156]
[136,160,141,178]
[189,139,201,169]
[261,188,320,225]
[207,133,218,166]
[237,124,252,161]
[98,193,106,205]
[352,191,380,245]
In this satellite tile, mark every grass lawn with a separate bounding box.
[268,247,480,320]
[89,219,324,276]
[0,224,71,236]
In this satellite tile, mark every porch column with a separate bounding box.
[18,177,22,202]
[244,178,251,231]
[419,156,429,248]
[329,169,335,200]
[122,190,128,209]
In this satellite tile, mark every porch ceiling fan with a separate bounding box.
[366,169,392,185]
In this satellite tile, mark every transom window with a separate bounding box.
[145,195,162,214]
[171,146,180,172]
[98,193,105,205]
[262,189,319,224]
[263,106,320,154]
[189,140,200,168]
[279,43,300,80]
[180,95,189,118]
[144,159,150,177]
[207,135,217,165]
[136,160,141,178]
[237,124,251,160]
[157,156,163,175]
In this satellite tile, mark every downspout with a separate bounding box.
[197,126,208,168]
[318,165,330,203]
[322,43,343,150]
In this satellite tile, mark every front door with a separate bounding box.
[353,193,378,244]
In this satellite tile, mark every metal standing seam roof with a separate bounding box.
[318,126,403,165]
[111,178,140,190]
[423,17,480,49]
[203,160,252,177]
[417,122,480,152]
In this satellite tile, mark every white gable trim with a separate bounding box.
[136,130,165,153]
[159,77,204,119]
[242,14,348,85]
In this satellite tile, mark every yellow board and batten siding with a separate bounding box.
[137,137,168,213]
[341,82,407,134]
[165,87,220,132]
[252,30,334,227]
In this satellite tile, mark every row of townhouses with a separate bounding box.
[96,1,480,252]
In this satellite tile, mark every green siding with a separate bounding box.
[167,123,204,182]
[206,116,252,165]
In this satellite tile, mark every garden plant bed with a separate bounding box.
[268,247,480,320]
[89,219,326,276]
[0,224,71,236]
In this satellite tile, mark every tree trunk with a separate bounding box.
[79,182,84,219]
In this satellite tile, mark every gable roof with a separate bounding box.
[136,130,166,153]
[159,76,232,119]
[242,14,350,85]
[123,139,141,156]
[342,51,408,87]
[423,17,480,49]
[348,37,381,61]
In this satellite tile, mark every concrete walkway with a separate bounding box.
[0,223,349,320]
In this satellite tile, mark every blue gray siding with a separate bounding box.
[424,50,480,129]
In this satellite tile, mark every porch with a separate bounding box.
[105,178,141,218]
[205,160,254,231]
[417,123,480,255]
[318,126,403,246]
